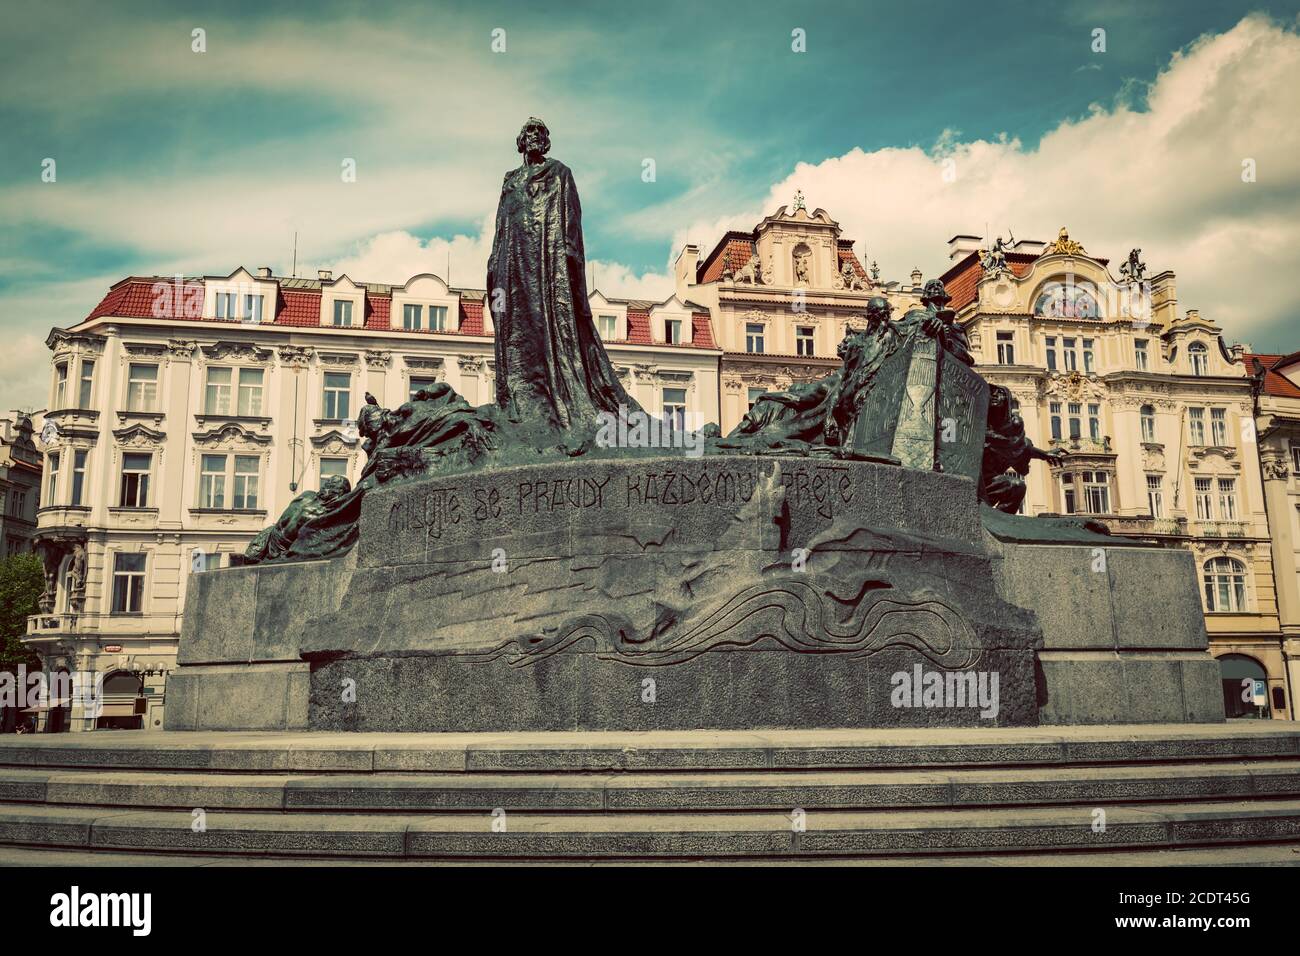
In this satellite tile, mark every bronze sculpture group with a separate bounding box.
[242,118,1062,564]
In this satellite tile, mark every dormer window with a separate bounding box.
[664,318,682,345]
[215,292,236,320]
[244,294,264,323]
[389,275,459,333]
[598,314,617,340]
[333,300,354,327]
[1189,342,1209,376]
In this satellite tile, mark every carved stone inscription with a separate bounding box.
[382,461,860,551]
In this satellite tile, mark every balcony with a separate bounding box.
[26,612,77,638]
[35,504,91,531]
[1091,515,1189,538]
[1049,436,1114,455]
[1195,520,1250,539]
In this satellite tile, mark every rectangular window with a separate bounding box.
[662,387,687,431]
[1189,407,1206,445]
[71,450,87,506]
[1217,478,1237,520]
[403,304,422,330]
[111,552,145,614]
[796,326,815,357]
[234,456,259,510]
[428,306,448,332]
[1135,339,1149,371]
[46,452,59,503]
[1146,475,1164,518]
[199,454,226,509]
[996,331,1014,365]
[323,372,351,420]
[243,294,263,323]
[320,458,349,483]
[664,319,682,345]
[1083,471,1110,514]
[1141,409,1157,443]
[1045,336,1057,372]
[78,360,94,408]
[745,323,764,354]
[333,300,353,327]
[1082,338,1095,374]
[1088,403,1101,442]
[1292,444,1300,473]
[215,292,235,320]
[409,376,437,401]
[54,363,67,409]
[748,388,765,412]
[204,366,232,414]
[1063,338,1078,372]
[1067,402,1082,440]
[1050,402,1062,441]
[127,363,159,412]
[598,315,617,340]
[1194,477,1213,521]
[237,368,264,416]
[1210,408,1227,446]
[119,453,151,508]
[1061,473,1075,514]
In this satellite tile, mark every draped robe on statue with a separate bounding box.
[487,157,638,429]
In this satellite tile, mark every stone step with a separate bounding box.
[2,725,1298,774]
[6,842,1300,867]
[5,799,1300,859]
[4,760,1300,813]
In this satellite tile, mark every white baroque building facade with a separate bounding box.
[25,267,720,731]
[674,200,925,433]
[944,229,1292,719]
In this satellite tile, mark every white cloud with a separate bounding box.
[672,14,1300,349]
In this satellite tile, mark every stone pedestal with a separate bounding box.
[167,455,1224,732]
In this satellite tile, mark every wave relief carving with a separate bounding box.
[474,575,980,670]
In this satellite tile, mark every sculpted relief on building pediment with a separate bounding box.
[111,423,166,448]
[192,422,273,450]
[200,341,273,364]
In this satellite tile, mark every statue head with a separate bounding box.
[318,475,352,504]
[863,296,892,327]
[516,117,551,158]
[920,279,950,308]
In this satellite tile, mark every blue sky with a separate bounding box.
[2,0,1300,409]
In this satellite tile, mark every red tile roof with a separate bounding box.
[1246,353,1300,399]
[77,276,716,349]
[699,234,757,284]
[941,253,1038,311]
[836,241,869,280]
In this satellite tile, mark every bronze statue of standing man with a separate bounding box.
[487,118,639,430]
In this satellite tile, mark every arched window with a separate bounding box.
[1188,342,1209,376]
[1203,556,1247,612]
[1033,281,1101,319]
[1140,404,1156,443]
[1217,653,1271,719]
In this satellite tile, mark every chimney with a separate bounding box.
[256,266,272,279]
[318,269,333,282]
[674,244,700,296]
[947,235,982,261]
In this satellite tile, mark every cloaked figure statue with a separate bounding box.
[487,116,639,431]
